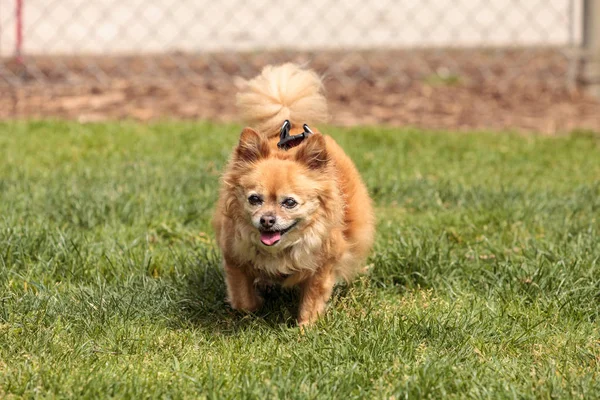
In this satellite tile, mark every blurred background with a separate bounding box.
[1,0,599,133]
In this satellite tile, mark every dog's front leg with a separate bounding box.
[297,262,335,326]
[223,263,263,312]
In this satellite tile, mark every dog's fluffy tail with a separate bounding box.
[236,63,329,138]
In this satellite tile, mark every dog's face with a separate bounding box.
[240,160,322,248]
[227,128,332,250]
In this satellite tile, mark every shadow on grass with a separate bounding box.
[171,264,353,334]
[172,265,298,333]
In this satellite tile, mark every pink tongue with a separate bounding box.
[260,231,281,246]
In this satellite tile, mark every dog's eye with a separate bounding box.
[282,198,298,209]
[248,195,262,206]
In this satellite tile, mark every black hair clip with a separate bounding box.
[277,120,314,150]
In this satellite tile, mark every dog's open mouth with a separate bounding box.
[259,222,298,246]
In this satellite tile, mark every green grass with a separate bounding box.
[1,120,599,399]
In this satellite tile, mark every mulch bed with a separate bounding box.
[1,49,598,134]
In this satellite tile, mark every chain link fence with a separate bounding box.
[0,0,598,133]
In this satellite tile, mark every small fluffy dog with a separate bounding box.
[213,64,375,326]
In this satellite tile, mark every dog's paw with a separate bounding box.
[228,294,264,313]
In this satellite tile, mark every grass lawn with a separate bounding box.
[0,121,599,398]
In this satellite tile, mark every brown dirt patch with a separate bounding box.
[1,50,598,134]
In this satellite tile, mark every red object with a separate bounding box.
[15,0,23,63]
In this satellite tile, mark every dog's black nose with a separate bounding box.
[260,215,276,228]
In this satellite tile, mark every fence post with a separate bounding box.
[582,0,600,97]
[15,0,24,64]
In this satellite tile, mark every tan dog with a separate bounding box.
[213,64,375,326]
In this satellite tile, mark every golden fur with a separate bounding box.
[236,63,329,137]
[213,64,375,325]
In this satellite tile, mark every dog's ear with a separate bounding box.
[295,134,328,170]
[236,127,269,163]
